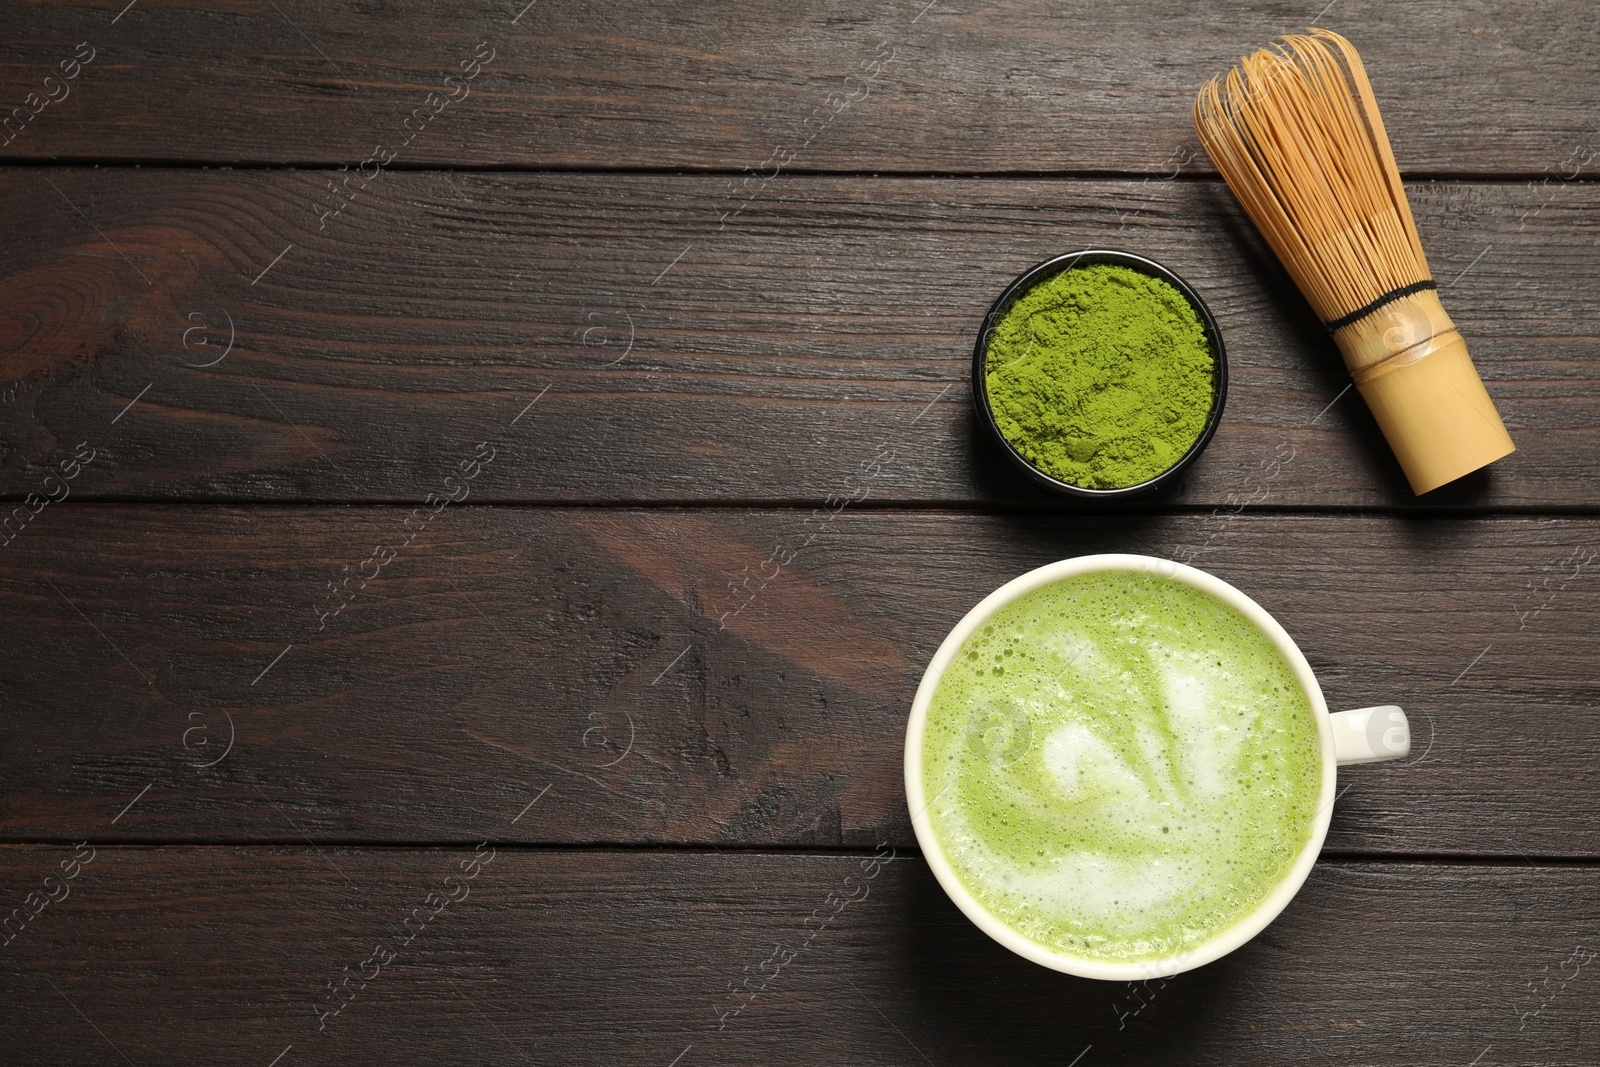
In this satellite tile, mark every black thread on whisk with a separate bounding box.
[1323,279,1438,333]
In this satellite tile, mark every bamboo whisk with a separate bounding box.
[1193,28,1514,494]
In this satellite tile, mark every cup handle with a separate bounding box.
[1330,705,1410,764]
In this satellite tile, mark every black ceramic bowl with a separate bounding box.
[972,249,1228,500]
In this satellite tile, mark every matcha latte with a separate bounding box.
[920,569,1322,965]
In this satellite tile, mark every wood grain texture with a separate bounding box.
[1,847,1595,1065]
[1,505,1595,855]
[2,172,1595,507]
[0,1,1595,174]
[3,0,1597,1058]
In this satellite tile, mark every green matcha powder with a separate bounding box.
[984,263,1215,489]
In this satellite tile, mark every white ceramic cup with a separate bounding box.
[903,554,1410,981]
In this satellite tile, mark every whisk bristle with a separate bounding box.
[1193,28,1430,326]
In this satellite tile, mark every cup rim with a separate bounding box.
[972,249,1229,500]
[903,553,1338,981]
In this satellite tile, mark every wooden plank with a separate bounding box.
[0,1,1593,174]
[0,846,1593,1064]
[1,172,1595,507]
[1,506,1596,856]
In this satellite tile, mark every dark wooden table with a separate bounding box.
[2,1,1598,1063]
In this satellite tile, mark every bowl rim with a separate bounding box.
[972,249,1229,499]
[903,554,1338,981]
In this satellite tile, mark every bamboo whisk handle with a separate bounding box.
[1330,289,1515,494]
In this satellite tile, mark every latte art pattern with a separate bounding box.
[922,571,1322,964]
